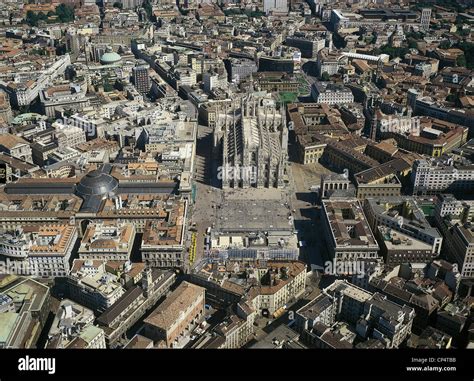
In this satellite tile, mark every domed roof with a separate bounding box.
[75,170,118,197]
[100,51,122,65]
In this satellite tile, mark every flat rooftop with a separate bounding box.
[297,293,334,321]
[378,226,433,251]
[326,280,372,303]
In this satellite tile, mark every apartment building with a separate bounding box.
[0,224,77,277]
[143,281,205,348]
[0,134,33,163]
[97,269,176,347]
[0,276,50,348]
[27,224,78,277]
[0,54,71,107]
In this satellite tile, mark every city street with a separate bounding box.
[287,142,335,269]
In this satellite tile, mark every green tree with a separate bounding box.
[408,38,418,49]
[55,4,74,23]
[455,42,474,69]
[456,54,467,68]
[405,31,424,40]
[113,2,123,9]
[26,10,39,26]
[379,44,409,59]
[439,40,450,49]
[321,72,330,81]
[446,93,458,103]
[366,35,376,44]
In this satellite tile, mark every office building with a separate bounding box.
[66,260,126,313]
[0,276,50,348]
[411,159,474,196]
[78,222,136,262]
[363,197,443,261]
[420,8,431,31]
[434,195,474,279]
[226,58,258,84]
[263,0,288,15]
[46,299,106,349]
[133,63,151,94]
[311,82,354,105]
[321,199,380,272]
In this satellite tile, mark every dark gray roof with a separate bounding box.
[96,286,143,327]
[78,195,103,213]
[117,182,177,194]
[4,162,177,213]
[75,170,118,197]
[5,182,74,194]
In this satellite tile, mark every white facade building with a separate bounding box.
[311,82,354,105]
[412,159,474,195]
[263,0,288,14]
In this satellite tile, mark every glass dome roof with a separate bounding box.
[100,51,122,65]
[75,170,118,197]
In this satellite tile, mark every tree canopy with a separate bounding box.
[454,42,473,69]
[25,4,74,26]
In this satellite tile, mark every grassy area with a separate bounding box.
[295,74,308,84]
[279,92,298,104]
[295,74,310,94]
[420,204,435,217]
